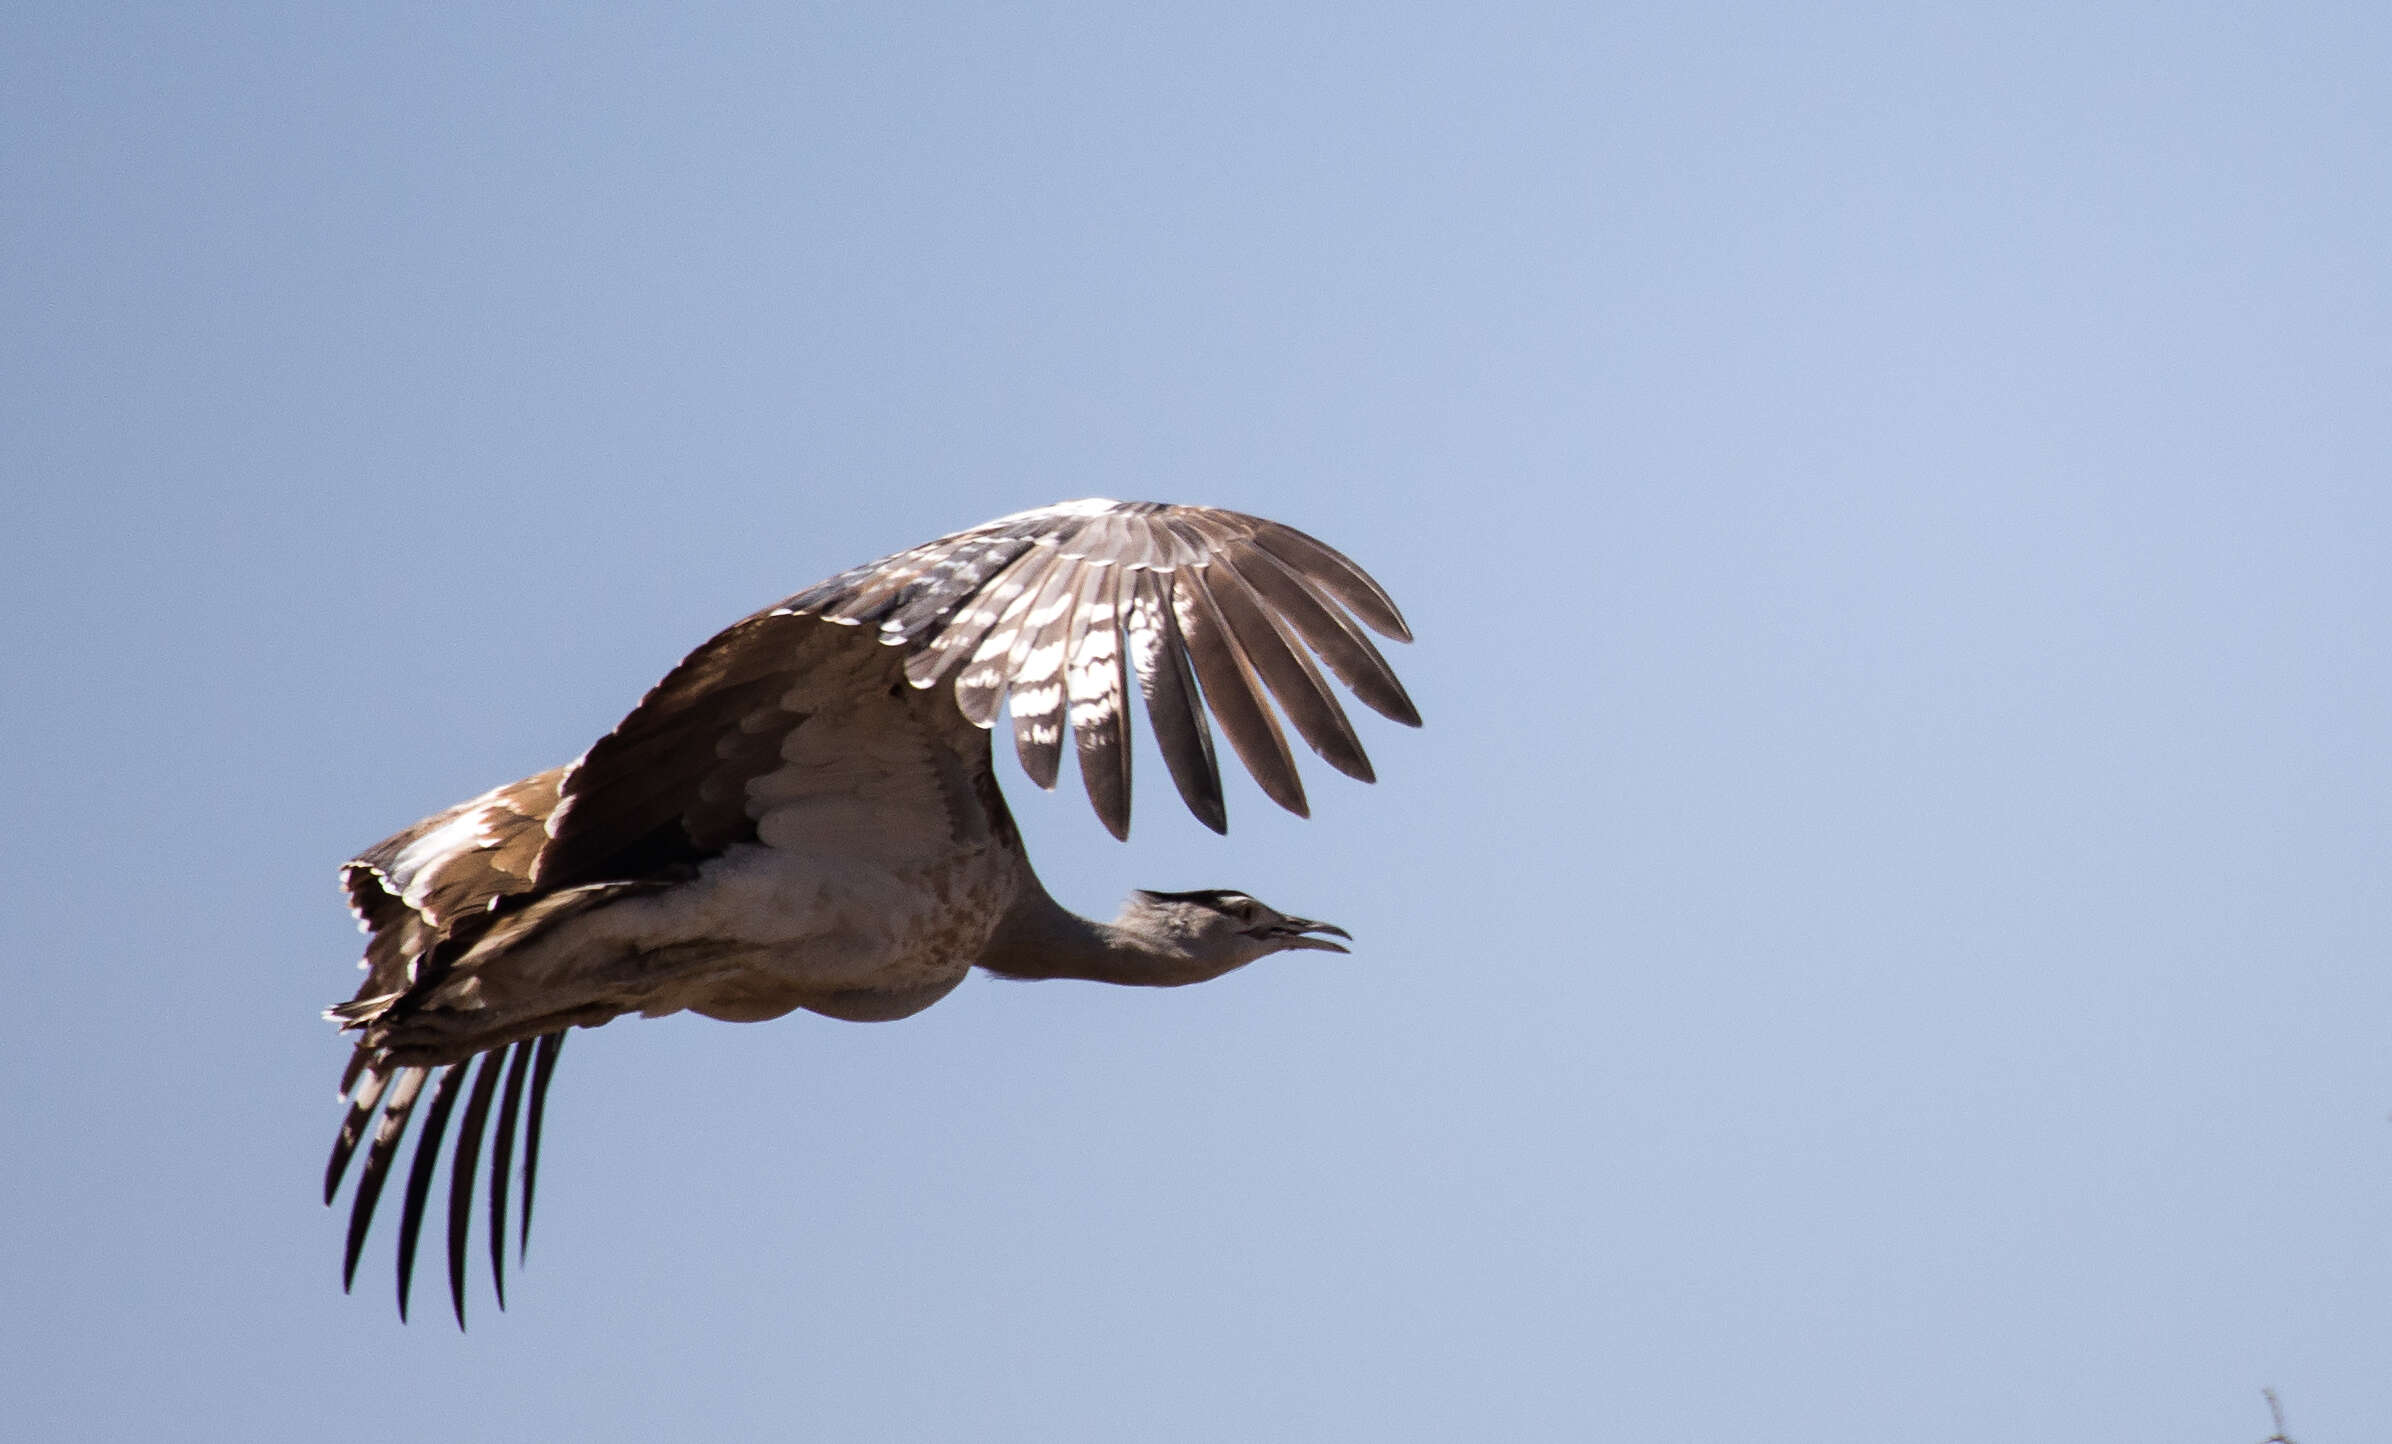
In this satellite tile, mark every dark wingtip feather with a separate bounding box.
[521,1031,565,1262]
[395,1062,468,1323]
[325,1068,391,1206]
[446,1052,506,1329]
[1227,544,1423,729]
[1204,560,1374,784]
[343,1067,427,1294]
[1077,712,1132,840]
[338,1045,370,1099]
[1252,520,1413,642]
[487,1039,533,1311]
[1172,569,1309,818]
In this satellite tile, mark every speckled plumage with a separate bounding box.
[323,500,1416,1325]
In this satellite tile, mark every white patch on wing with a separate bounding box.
[964,594,1037,674]
[1009,680,1063,720]
[393,810,493,872]
[1025,587,1076,630]
[391,805,507,908]
[1065,597,1122,725]
[1124,589,1168,684]
[978,497,1117,528]
[1016,637,1067,685]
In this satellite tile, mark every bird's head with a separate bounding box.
[1120,887,1353,978]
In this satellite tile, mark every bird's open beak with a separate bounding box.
[1267,917,1353,954]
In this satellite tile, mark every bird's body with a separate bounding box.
[324,499,1415,1324]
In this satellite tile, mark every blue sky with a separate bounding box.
[5,3,2388,1438]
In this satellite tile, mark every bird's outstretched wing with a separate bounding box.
[774,498,1419,837]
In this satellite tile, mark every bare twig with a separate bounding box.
[2260,1387,2297,1444]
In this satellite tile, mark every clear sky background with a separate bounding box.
[4,3,2387,1439]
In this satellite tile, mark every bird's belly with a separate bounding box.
[401,839,1024,1054]
[575,839,1021,1015]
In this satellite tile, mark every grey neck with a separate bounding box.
[976,880,1222,988]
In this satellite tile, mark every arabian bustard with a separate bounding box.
[325,499,1418,1325]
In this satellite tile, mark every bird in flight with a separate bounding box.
[323,499,1419,1326]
